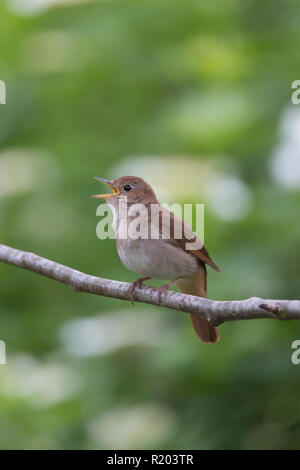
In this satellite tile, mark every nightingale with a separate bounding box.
[93,176,220,344]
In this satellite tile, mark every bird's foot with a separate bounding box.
[153,277,184,305]
[153,284,171,305]
[129,277,151,305]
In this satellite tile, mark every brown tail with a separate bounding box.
[176,264,219,344]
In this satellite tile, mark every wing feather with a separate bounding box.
[153,206,220,272]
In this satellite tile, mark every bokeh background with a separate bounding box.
[0,0,300,450]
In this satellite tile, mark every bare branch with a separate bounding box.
[0,243,299,326]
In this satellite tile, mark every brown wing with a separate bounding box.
[154,206,220,272]
[185,242,220,272]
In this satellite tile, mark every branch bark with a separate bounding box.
[0,243,299,326]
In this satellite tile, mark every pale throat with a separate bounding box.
[107,198,135,239]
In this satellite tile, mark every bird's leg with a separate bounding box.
[154,276,184,305]
[129,277,151,305]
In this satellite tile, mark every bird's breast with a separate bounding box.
[116,238,198,280]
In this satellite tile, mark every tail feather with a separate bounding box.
[177,264,219,344]
[189,314,220,344]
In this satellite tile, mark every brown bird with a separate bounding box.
[93,176,220,343]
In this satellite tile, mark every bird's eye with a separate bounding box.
[123,184,133,192]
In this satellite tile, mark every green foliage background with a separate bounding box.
[0,0,299,449]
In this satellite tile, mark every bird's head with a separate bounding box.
[92,176,158,207]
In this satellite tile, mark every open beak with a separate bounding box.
[92,177,120,199]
